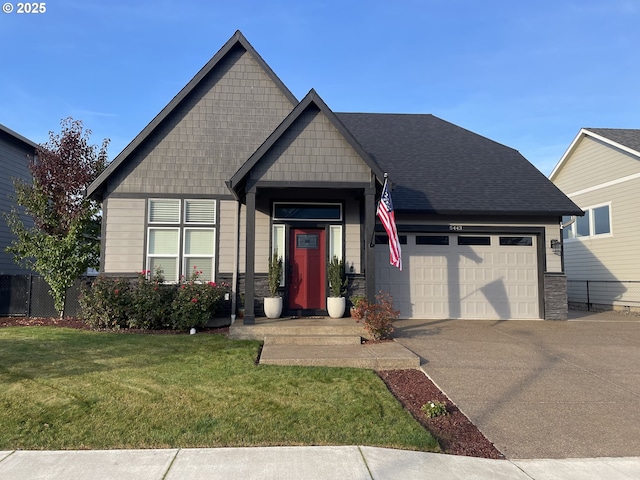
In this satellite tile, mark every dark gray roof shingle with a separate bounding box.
[337,113,582,216]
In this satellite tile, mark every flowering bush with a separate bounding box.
[170,268,229,330]
[79,275,131,329]
[79,267,229,331]
[358,291,400,340]
[421,400,448,418]
[128,269,173,329]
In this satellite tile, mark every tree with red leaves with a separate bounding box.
[4,118,109,317]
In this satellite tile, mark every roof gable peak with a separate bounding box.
[87,30,297,199]
[228,89,385,194]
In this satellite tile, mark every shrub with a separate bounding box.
[268,251,283,297]
[359,291,400,340]
[79,275,131,329]
[79,267,228,331]
[170,268,229,330]
[421,400,448,418]
[327,256,347,297]
[128,269,173,329]
[350,295,366,319]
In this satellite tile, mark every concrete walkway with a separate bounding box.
[2,447,639,480]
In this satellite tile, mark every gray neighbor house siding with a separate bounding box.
[0,124,36,275]
[88,31,581,323]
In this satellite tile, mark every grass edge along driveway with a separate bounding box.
[0,327,438,452]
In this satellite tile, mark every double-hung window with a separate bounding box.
[147,199,216,282]
[562,203,611,240]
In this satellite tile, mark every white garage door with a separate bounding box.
[375,234,539,319]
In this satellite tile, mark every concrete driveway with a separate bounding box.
[393,311,640,459]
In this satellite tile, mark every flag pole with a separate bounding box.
[369,173,388,248]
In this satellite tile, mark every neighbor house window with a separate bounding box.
[147,199,217,282]
[563,203,611,240]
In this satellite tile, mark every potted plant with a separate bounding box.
[264,250,283,318]
[326,255,347,318]
[349,295,366,320]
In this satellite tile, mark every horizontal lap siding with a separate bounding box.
[554,137,640,194]
[564,178,640,280]
[345,200,361,274]
[103,198,145,273]
[218,200,238,275]
[0,136,35,274]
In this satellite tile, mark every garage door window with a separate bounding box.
[458,236,490,246]
[416,235,449,245]
[499,236,533,246]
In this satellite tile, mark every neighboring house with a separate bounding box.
[0,123,36,275]
[550,128,640,312]
[87,31,581,323]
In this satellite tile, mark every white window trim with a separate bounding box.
[182,227,216,282]
[147,227,180,283]
[272,224,286,287]
[148,198,181,224]
[329,225,343,262]
[564,202,612,242]
[184,199,217,225]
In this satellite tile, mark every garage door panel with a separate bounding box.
[376,233,539,319]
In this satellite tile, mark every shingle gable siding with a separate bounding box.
[249,108,371,184]
[106,45,295,197]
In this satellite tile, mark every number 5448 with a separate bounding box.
[17,2,46,13]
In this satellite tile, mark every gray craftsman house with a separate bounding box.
[87,31,581,323]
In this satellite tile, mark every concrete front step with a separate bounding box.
[264,334,362,346]
[229,319,367,341]
[259,342,420,369]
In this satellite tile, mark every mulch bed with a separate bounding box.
[377,369,504,459]
[1,317,503,458]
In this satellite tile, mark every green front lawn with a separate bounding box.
[0,327,439,451]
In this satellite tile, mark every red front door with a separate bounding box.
[288,228,325,310]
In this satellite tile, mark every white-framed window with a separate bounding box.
[184,228,215,281]
[149,199,180,224]
[562,203,611,241]
[146,199,217,282]
[329,225,343,262]
[147,227,180,282]
[272,224,286,286]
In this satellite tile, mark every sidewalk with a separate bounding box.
[2,447,639,480]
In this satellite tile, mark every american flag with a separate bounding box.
[377,178,402,270]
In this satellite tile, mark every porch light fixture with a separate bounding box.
[550,239,562,256]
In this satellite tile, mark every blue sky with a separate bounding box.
[1,0,638,175]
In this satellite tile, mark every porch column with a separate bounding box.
[364,188,376,301]
[244,188,256,324]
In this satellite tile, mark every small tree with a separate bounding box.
[4,118,109,317]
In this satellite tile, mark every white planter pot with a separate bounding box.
[326,296,346,319]
[264,297,283,319]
